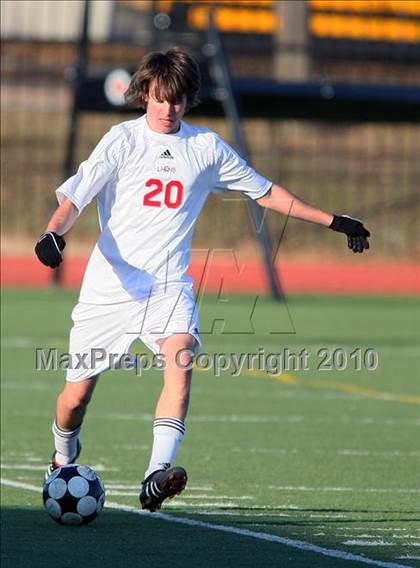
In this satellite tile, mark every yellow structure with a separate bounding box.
[154,0,420,43]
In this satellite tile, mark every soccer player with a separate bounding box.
[35,48,370,511]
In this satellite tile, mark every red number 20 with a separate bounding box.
[143,178,184,209]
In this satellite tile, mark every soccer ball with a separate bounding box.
[43,464,105,525]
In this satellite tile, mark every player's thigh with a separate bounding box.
[66,302,137,383]
[140,286,201,357]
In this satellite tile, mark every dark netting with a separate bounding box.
[2,0,419,260]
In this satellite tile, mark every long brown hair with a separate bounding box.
[125,47,201,110]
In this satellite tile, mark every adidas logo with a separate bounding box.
[159,149,173,159]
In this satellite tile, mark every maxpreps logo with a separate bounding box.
[155,148,177,177]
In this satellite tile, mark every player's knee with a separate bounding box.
[160,333,198,360]
[169,339,198,375]
[59,394,88,413]
[184,334,199,355]
[59,384,95,412]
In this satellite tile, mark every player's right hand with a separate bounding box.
[35,232,66,268]
[329,215,370,253]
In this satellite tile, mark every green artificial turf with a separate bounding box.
[1,289,419,567]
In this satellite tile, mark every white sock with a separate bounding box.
[144,417,185,479]
[52,420,81,465]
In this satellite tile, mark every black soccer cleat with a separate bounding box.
[139,466,188,512]
[45,439,82,481]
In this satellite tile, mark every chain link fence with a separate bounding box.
[2,1,419,260]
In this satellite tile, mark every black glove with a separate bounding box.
[35,232,66,268]
[329,215,370,254]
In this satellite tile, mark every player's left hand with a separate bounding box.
[35,232,66,268]
[329,215,370,253]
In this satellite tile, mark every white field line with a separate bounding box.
[106,491,252,499]
[169,494,253,500]
[343,536,420,541]
[4,471,418,503]
[233,447,420,457]
[0,463,118,472]
[311,514,346,519]
[96,412,418,427]
[106,484,214,491]
[2,410,419,427]
[268,485,420,494]
[97,413,306,424]
[86,413,420,427]
[232,447,289,454]
[0,464,56,471]
[337,450,420,457]
[1,478,412,568]
[1,383,58,391]
[120,500,242,508]
[194,511,291,517]
[335,529,417,532]
[343,541,396,547]
[0,386,369,402]
[1,337,68,348]
[155,502,245,508]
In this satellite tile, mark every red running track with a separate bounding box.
[1,255,419,295]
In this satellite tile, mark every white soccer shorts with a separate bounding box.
[65,286,201,382]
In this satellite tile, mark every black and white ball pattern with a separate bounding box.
[43,464,105,525]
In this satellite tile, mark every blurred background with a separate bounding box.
[2,5,420,563]
[1,0,420,293]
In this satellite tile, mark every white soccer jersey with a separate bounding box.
[56,115,272,303]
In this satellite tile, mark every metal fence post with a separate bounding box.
[53,0,91,287]
[206,12,283,300]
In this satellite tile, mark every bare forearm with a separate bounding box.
[284,197,333,227]
[257,184,333,227]
[46,198,78,235]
